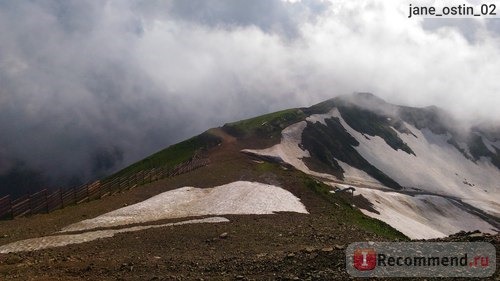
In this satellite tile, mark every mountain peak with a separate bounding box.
[351,92,386,102]
[331,92,397,118]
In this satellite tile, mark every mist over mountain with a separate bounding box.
[1,2,500,280]
[238,92,499,238]
[1,0,500,197]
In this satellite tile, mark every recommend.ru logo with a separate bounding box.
[353,248,377,271]
[346,242,496,277]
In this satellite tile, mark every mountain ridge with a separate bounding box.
[2,93,499,239]
[229,93,499,238]
[0,92,499,279]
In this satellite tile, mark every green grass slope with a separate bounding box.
[106,131,222,180]
[222,108,306,139]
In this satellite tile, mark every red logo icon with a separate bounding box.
[354,248,377,271]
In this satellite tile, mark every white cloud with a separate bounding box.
[0,0,499,191]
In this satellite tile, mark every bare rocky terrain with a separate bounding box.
[0,149,497,280]
[0,99,499,280]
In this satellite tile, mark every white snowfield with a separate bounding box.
[318,108,500,200]
[0,217,229,254]
[242,120,384,188]
[243,121,338,182]
[242,108,500,239]
[461,199,500,218]
[0,181,308,253]
[62,181,309,232]
[356,188,497,239]
[336,160,383,188]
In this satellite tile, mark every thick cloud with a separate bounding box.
[1,0,499,195]
[139,0,329,38]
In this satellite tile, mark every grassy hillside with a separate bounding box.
[222,108,306,139]
[105,131,222,180]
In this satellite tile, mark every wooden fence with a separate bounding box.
[0,157,210,220]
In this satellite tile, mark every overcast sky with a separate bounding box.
[1,0,499,190]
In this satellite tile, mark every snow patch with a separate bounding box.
[62,181,308,232]
[461,199,500,218]
[242,121,338,181]
[243,108,500,239]
[356,188,497,239]
[331,109,500,202]
[0,217,229,254]
[306,112,330,125]
[243,110,384,187]
[337,160,382,187]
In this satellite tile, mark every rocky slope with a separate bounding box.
[0,92,498,279]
